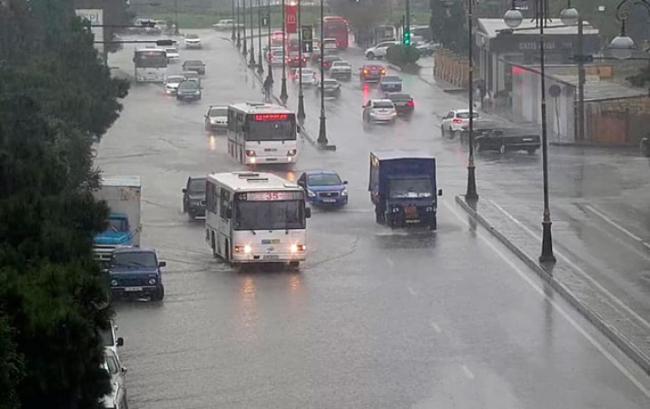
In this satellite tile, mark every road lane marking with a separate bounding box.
[584,204,650,250]
[489,199,650,332]
[430,322,442,334]
[407,286,417,296]
[461,365,475,380]
[444,200,650,397]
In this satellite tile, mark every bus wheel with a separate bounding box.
[225,239,231,264]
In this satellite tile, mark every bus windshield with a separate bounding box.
[134,51,167,68]
[234,200,305,230]
[245,114,296,141]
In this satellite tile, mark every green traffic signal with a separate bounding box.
[403,31,411,46]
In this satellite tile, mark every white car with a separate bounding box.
[165,47,179,62]
[213,19,238,30]
[362,99,397,124]
[440,109,479,136]
[204,105,229,131]
[164,75,186,95]
[365,41,399,60]
[100,348,128,409]
[99,320,124,360]
[299,69,318,86]
[184,34,202,49]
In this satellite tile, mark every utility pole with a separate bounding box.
[577,16,585,142]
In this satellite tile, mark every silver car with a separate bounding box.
[164,75,185,95]
[362,99,397,124]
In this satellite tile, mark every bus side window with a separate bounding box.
[219,190,231,219]
[206,183,217,213]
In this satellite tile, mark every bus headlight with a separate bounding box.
[287,149,297,156]
[290,244,306,253]
[234,244,253,254]
[245,150,256,157]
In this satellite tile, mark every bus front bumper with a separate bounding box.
[245,155,296,165]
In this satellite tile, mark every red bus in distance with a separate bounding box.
[323,16,349,50]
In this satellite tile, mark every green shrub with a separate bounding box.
[386,44,421,69]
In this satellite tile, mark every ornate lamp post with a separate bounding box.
[280,0,289,103]
[242,0,248,56]
[297,0,306,122]
[503,0,555,263]
[231,0,237,41]
[236,0,241,48]
[249,0,256,67]
[257,0,264,74]
[608,0,650,60]
[266,0,273,82]
[317,0,328,146]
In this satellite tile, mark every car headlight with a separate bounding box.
[210,118,218,124]
[307,189,316,198]
[341,189,348,196]
[148,278,157,285]
[369,112,377,117]
[391,206,400,213]
[111,279,118,287]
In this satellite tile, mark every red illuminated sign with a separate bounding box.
[238,191,302,201]
[254,113,289,121]
[285,5,297,33]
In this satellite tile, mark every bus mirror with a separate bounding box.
[438,189,443,196]
[226,208,232,219]
[305,207,312,218]
[296,126,301,133]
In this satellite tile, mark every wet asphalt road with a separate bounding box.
[98,30,650,408]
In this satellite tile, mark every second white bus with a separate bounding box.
[227,102,299,165]
[133,48,167,83]
[205,172,310,267]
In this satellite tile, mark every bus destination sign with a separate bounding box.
[238,191,302,201]
[254,113,289,122]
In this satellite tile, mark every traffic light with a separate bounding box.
[301,25,313,53]
[403,30,411,46]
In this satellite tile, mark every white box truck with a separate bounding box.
[92,176,142,264]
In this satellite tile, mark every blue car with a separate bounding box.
[379,75,402,92]
[108,247,165,301]
[297,170,348,207]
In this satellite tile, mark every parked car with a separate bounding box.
[360,64,386,82]
[184,33,202,49]
[108,247,166,301]
[316,78,341,97]
[297,170,348,207]
[182,59,205,75]
[182,176,207,220]
[385,92,414,116]
[440,108,479,136]
[204,105,228,132]
[329,60,352,80]
[379,75,403,92]
[99,320,124,360]
[365,41,399,59]
[176,80,201,101]
[164,75,185,95]
[362,99,397,124]
[100,348,128,409]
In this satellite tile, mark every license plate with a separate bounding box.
[405,207,418,217]
[265,158,277,161]
[263,255,279,260]
[124,287,143,292]
[322,198,336,203]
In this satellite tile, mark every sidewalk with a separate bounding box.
[456,195,650,375]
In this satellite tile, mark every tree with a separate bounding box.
[430,0,467,55]
[0,1,128,408]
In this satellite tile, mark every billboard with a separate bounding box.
[75,8,104,55]
[285,4,297,34]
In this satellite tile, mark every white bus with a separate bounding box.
[227,102,299,165]
[133,48,167,83]
[205,172,311,267]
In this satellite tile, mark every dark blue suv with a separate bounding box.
[109,248,165,301]
[297,170,348,207]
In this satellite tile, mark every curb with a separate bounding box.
[239,47,337,151]
[455,195,650,375]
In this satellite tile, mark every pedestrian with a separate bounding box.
[263,75,273,102]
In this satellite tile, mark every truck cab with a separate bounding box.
[94,213,134,265]
[369,151,442,229]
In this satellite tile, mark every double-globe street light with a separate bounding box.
[280,0,289,104]
[249,0,256,67]
[231,0,237,41]
[297,0,306,122]
[503,0,556,263]
[257,0,264,74]
[236,0,242,48]
[608,0,650,60]
[242,0,248,56]
[266,0,274,82]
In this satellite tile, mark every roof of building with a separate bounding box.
[477,18,599,39]
[554,75,649,101]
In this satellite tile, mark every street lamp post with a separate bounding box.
[249,0,256,67]
[297,0,306,122]
[317,0,328,146]
[236,0,241,48]
[466,0,478,202]
[504,0,555,263]
[266,0,273,82]
[231,0,237,41]
[257,0,264,74]
[280,0,289,103]
[608,0,650,59]
[174,0,179,35]
[242,0,248,56]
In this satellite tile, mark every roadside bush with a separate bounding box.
[386,44,421,72]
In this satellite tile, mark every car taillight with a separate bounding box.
[380,69,386,75]
[363,69,369,74]
[407,100,414,108]
[452,118,463,124]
